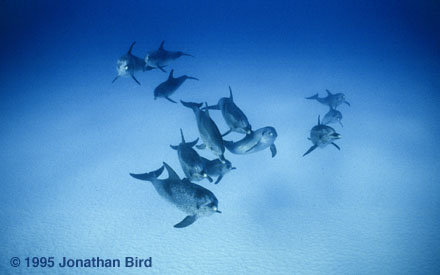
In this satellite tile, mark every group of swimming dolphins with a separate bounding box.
[113,41,348,228]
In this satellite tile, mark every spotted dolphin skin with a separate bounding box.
[129,162,221,228]
[154,70,198,103]
[200,157,236,184]
[170,129,213,183]
[224,127,278,158]
[306,89,350,109]
[303,116,341,156]
[112,41,154,85]
[145,41,193,72]
[322,108,343,127]
[180,100,227,163]
[205,86,252,136]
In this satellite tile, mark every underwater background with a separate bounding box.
[1,0,439,274]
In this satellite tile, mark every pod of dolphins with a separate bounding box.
[115,41,349,228]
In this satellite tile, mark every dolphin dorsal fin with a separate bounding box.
[318,115,321,125]
[168,69,174,80]
[163,162,180,181]
[326,89,332,96]
[180,128,185,143]
[159,40,165,50]
[229,86,234,100]
[128,41,136,54]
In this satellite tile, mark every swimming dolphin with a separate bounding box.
[112,41,154,85]
[224,127,278,157]
[303,116,341,156]
[129,162,221,228]
[306,89,350,109]
[205,86,252,136]
[321,108,343,127]
[181,101,227,163]
[154,70,198,103]
[145,41,193,72]
[170,129,213,183]
[200,157,236,184]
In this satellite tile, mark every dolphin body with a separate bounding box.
[130,162,221,228]
[112,41,154,85]
[181,101,227,163]
[224,127,278,158]
[321,108,343,127]
[170,129,213,183]
[154,70,198,103]
[303,116,342,156]
[205,86,252,136]
[306,89,350,109]
[145,41,193,72]
[200,157,236,184]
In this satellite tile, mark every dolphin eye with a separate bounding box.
[212,206,217,211]
[124,65,128,70]
[268,132,273,136]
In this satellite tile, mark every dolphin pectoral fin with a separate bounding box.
[158,66,167,72]
[144,65,155,71]
[174,215,197,228]
[131,75,141,85]
[344,100,351,106]
[339,120,344,127]
[303,145,318,157]
[331,142,340,150]
[270,144,277,158]
[170,145,179,150]
[221,129,232,137]
[112,76,119,83]
[214,175,223,185]
[196,143,206,150]
[165,97,177,103]
[207,176,213,183]
[187,138,199,147]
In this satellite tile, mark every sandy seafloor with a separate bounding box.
[1,1,439,274]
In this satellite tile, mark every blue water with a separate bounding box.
[1,1,439,274]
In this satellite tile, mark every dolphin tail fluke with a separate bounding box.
[174,215,197,228]
[187,138,199,148]
[306,93,319,100]
[303,145,317,157]
[131,75,141,85]
[181,100,203,110]
[130,165,164,182]
[170,145,179,150]
[158,66,167,72]
[112,76,119,83]
[128,41,136,54]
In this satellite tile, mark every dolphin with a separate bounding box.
[200,157,236,184]
[303,116,341,156]
[112,41,154,85]
[130,162,221,228]
[306,89,350,109]
[321,108,343,127]
[145,41,193,72]
[154,70,199,103]
[181,100,227,163]
[170,129,213,183]
[224,127,278,157]
[205,86,252,136]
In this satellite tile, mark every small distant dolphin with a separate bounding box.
[145,41,193,72]
[303,116,341,156]
[205,86,252,136]
[200,157,236,184]
[130,162,221,228]
[170,129,213,183]
[306,89,350,109]
[181,101,227,163]
[322,108,343,127]
[154,70,198,103]
[112,41,154,85]
[224,127,278,157]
